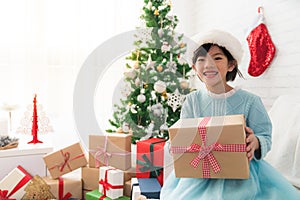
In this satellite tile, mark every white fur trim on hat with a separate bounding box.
[193,30,244,63]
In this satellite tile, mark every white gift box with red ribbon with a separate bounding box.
[0,165,32,199]
[98,166,124,199]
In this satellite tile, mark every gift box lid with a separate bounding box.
[138,178,161,199]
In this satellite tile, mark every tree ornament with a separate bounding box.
[161,41,170,53]
[156,65,163,72]
[179,42,186,48]
[166,53,177,72]
[180,78,189,89]
[122,122,130,133]
[154,9,159,16]
[133,61,140,69]
[247,7,276,77]
[137,93,146,103]
[154,80,167,93]
[146,54,156,70]
[123,69,136,79]
[167,89,185,112]
[151,103,163,117]
[140,121,155,140]
[177,54,187,65]
[135,77,141,86]
[158,28,164,38]
[146,1,152,9]
[121,83,132,97]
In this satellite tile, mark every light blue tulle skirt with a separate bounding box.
[160,160,300,200]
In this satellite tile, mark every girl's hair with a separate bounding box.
[192,43,244,81]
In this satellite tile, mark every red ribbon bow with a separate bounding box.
[0,190,16,200]
[99,168,123,200]
[59,152,71,172]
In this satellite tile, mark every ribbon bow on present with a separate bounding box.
[49,150,85,172]
[137,154,163,177]
[171,117,246,178]
[0,190,16,200]
[91,136,131,168]
[99,168,123,200]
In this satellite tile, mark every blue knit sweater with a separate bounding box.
[180,88,272,160]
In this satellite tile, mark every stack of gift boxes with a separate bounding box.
[0,114,250,199]
[0,132,167,199]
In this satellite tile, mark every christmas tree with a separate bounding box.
[107,0,193,143]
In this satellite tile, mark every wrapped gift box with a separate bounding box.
[130,178,161,200]
[81,166,99,190]
[136,138,165,186]
[123,167,136,183]
[168,114,249,179]
[43,176,82,200]
[123,180,131,197]
[138,178,161,199]
[0,165,32,199]
[0,144,52,180]
[43,142,87,179]
[89,134,131,171]
[99,166,124,199]
[86,190,130,200]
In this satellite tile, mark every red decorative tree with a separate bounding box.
[27,94,43,144]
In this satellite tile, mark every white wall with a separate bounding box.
[172,0,300,110]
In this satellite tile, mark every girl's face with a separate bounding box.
[192,45,235,93]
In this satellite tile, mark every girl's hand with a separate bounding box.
[245,126,260,161]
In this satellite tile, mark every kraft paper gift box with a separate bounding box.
[81,166,99,191]
[0,165,32,199]
[86,190,130,200]
[123,180,131,197]
[136,138,165,186]
[89,134,131,171]
[43,176,82,200]
[43,142,88,179]
[168,114,249,179]
[99,166,124,199]
[123,167,136,183]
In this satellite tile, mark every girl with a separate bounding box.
[160,30,300,199]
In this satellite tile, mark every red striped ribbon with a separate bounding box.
[171,117,246,178]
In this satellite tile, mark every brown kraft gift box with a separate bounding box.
[88,134,131,171]
[43,176,82,199]
[81,166,100,191]
[168,114,249,179]
[43,142,88,179]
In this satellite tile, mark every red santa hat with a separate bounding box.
[193,30,244,64]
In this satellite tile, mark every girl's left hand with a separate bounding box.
[245,126,259,161]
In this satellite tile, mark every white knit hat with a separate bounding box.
[193,30,244,63]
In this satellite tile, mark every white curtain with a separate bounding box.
[0,0,143,122]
